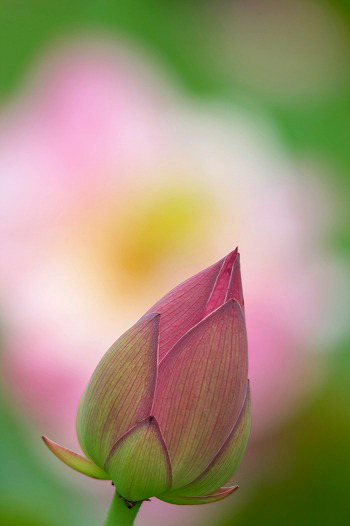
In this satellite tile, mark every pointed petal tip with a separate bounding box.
[215,297,244,320]
[223,247,239,263]
[42,435,110,480]
[143,312,161,321]
[224,297,245,318]
[218,248,238,267]
[203,248,242,316]
[203,295,244,322]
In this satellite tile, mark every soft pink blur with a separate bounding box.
[0,36,345,525]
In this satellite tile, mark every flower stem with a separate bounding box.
[104,491,142,526]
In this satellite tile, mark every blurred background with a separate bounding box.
[0,1,349,525]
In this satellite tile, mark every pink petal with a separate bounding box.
[226,252,244,312]
[77,313,160,467]
[152,300,248,489]
[41,436,109,479]
[145,250,241,362]
[203,249,241,315]
[158,486,239,505]
[171,382,250,497]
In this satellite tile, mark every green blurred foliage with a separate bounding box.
[0,389,99,525]
[218,348,350,525]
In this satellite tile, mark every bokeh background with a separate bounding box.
[1,1,349,525]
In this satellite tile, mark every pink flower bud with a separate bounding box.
[42,249,250,505]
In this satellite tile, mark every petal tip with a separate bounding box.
[223,247,239,265]
[224,298,245,318]
[144,312,161,320]
[140,312,162,325]
[42,435,110,480]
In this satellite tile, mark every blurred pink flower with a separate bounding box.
[0,38,344,476]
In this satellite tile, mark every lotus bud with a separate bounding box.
[42,249,250,507]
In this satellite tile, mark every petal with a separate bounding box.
[105,417,172,502]
[203,249,241,315]
[168,382,250,497]
[158,486,239,505]
[41,436,109,479]
[77,313,160,467]
[226,252,244,312]
[145,251,239,362]
[152,300,248,489]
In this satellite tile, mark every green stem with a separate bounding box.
[104,491,142,526]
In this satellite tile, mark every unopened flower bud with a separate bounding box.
[42,249,250,506]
